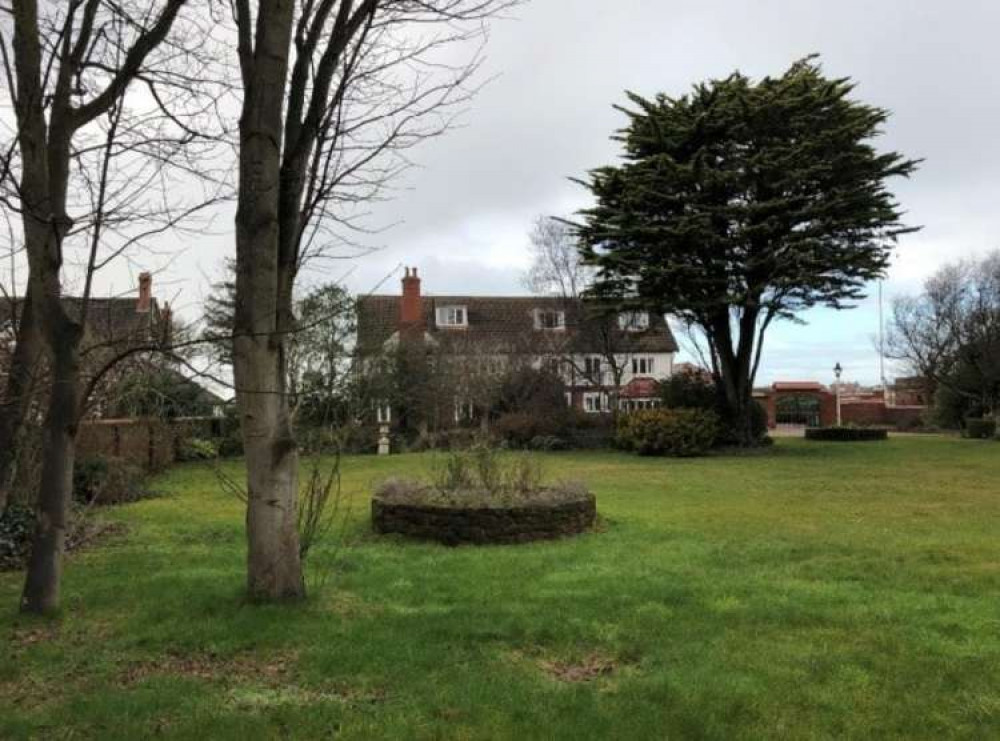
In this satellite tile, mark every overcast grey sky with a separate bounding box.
[128,1,1000,384]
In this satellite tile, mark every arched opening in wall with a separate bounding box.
[775,393,822,428]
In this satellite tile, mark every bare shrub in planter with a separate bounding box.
[374,446,595,545]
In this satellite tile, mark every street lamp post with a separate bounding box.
[834,362,843,427]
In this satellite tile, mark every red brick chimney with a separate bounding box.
[136,272,152,313]
[400,267,422,329]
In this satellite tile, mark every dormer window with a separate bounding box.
[618,311,650,332]
[534,308,565,330]
[436,305,467,328]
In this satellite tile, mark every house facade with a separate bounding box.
[355,267,678,423]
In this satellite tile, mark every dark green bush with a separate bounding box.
[805,427,888,441]
[714,400,770,446]
[0,505,35,571]
[658,370,718,410]
[73,455,146,505]
[616,408,720,457]
[495,412,562,448]
[963,417,997,439]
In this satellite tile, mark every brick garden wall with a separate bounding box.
[77,417,220,471]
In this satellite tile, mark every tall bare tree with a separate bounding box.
[1,0,220,612]
[230,0,513,600]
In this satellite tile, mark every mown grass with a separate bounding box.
[1,437,998,739]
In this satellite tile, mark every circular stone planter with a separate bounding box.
[372,484,596,546]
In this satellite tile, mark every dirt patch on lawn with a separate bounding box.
[118,649,296,687]
[539,654,618,683]
[507,648,625,685]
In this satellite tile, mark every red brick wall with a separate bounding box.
[77,419,184,471]
[841,402,888,426]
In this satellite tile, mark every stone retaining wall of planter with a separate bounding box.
[372,492,597,545]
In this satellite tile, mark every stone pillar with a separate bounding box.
[378,424,390,455]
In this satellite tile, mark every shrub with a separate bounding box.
[0,504,35,571]
[429,444,548,499]
[176,436,219,461]
[658,370,717,410]
[528,435,568,451]
[495,412,561,448]
[963,417,997,439]
[73,455,146,505]
[617,408,720,457]
[805,427,888,441]
[713,400,770,446]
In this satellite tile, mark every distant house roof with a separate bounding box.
[356,295,678,356]
[621,377,660,399]
[0,296,163,347]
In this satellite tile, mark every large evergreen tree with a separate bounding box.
[575,58,919,444]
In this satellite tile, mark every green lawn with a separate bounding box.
[1,437,999,739]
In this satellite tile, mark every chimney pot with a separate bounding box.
[137,272,152,313]
[400,266,422,329]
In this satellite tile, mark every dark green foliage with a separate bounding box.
[494,412,563,448]
[659,371,718,411]
[659,372,768,445]
[715,400,770,446]
[962,418,997,440]
[576,57,918,445]
[73,455,146,505]
[616,408,720,456]
[0,505,34,571]
[805,427,888,441]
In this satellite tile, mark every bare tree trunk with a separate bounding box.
[233,0,303,601]
[20,333,79,614]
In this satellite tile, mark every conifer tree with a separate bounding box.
[576,58,919,444]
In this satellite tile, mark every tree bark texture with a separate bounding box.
[233,0,304,600]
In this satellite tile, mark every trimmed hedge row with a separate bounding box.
[805,427,888,442]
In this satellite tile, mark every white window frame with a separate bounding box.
[631,356,655,375]
[534,308,566,331]
[583,391,610,414]
[618,311,650,332]
[584,355,602,378]
[436,305,468,328]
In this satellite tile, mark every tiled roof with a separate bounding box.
[621,377,660,399]
[1,296,161,345]
[356,295,678,356]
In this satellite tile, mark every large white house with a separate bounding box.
[356,268,677,419]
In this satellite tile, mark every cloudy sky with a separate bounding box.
[106,1,1000,385]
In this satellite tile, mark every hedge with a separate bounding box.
[805,427,888,442]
